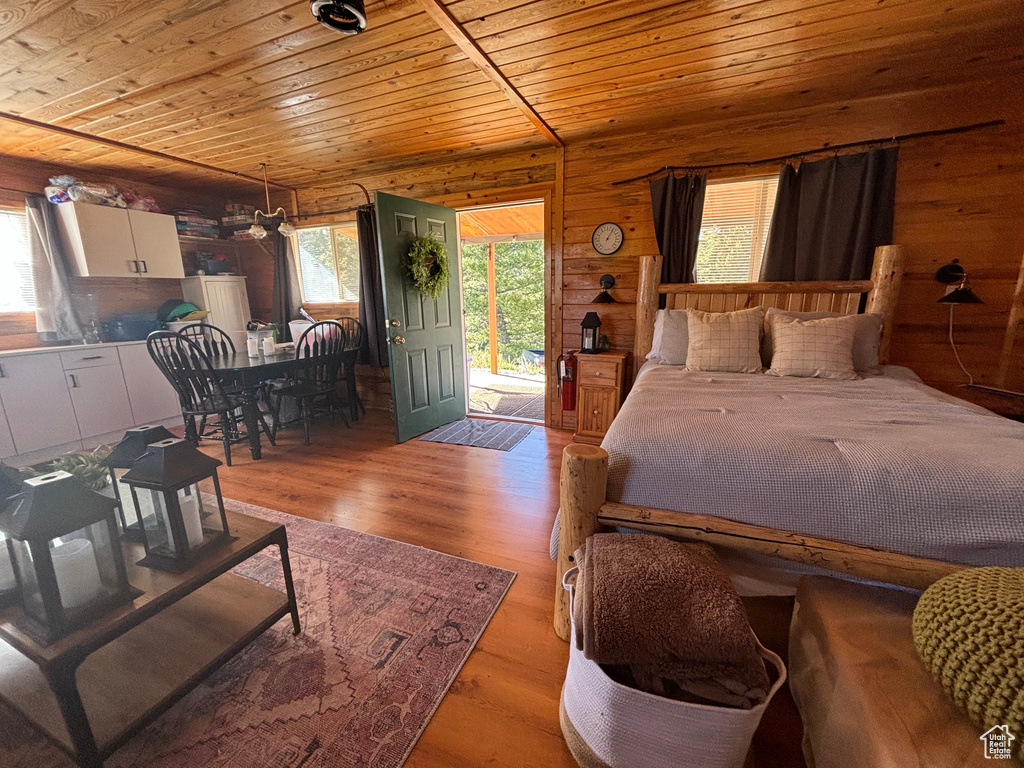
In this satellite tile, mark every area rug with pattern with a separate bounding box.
[0,498,516,768]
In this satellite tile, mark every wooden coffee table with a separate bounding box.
[0,510,301,767]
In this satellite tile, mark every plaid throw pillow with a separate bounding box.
[685,307,764,374]
[767,314,859,380]
[761,308,883,374]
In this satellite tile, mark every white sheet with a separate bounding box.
[602,365,1024,566]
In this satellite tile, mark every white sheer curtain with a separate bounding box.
[25,195,84,342]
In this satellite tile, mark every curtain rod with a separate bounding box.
[0,185,40,196]
[293,183,373,221]
[611,119,1005,186]
[0,111,296,192]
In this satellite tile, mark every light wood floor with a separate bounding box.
[206,410,804,767]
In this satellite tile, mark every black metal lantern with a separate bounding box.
[580,312,601,354]
[104,425,176,542]
[0,463,22,609]
[120,438,232,572]
[0,471,133,641]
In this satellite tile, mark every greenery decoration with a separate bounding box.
[19,449,112,492]
[406,234,450,300]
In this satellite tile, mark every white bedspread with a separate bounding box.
[603,364,1024,566]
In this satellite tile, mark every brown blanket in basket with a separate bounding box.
[572,533,770,707]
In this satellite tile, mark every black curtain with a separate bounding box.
[356,204,388,367]
[650,173,707,308]
[271,229,302,340]
[25,195,84,343]
[759,147,898,281]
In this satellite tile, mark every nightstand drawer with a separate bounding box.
[578,356,621,387]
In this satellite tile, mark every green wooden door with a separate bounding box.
[376,192,467,442]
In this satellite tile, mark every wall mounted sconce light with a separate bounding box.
[936,259,984,384]
[248,164,297,240]
[592,274,617,304]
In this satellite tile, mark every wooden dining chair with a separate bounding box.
[269,321,347,444]
[147,331,274,465]
[334,317,366,422]
[176,322,235,358]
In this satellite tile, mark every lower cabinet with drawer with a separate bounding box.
[573,351,629,445]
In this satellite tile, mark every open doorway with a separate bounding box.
[459,202,545,424]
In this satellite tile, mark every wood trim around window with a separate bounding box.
[0,312,36,335]
[302,302,359,320]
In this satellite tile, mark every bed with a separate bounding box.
[553,245,1024,640]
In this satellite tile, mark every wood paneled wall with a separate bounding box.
[558,80,1024,395]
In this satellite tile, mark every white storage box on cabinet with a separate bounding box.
[55,203,184,278]
[0,353,80,454]
[181,276,251,350]
[560,575,786,768]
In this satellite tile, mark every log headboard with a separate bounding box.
[633,245,905,368]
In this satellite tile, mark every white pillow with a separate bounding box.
[685,307,764,374]
[651,309,690,365]
[762,308,882,374]
[766,314,858,380]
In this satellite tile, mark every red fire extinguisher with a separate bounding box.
[557,350,578,411]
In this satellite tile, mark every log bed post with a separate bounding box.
[865,244,905,364]
[554,444,608,641]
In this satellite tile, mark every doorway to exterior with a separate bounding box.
[459,202,545,424]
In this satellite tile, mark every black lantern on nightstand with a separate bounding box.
[580,312,601,354]
[0,463,23,609]
[0,472,133,641]
[103,425,176,541]
[121,438,233,572]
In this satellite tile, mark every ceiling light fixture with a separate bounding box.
[310,0,367,34]
[249,164,296,240]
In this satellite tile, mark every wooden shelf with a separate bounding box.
[178,235,260,247]
[0,572,287,753]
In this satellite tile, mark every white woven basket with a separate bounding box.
[561,568,787,768]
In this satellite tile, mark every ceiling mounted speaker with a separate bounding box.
[310,0,367,34]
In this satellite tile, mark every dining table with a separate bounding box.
[205,349,304,461]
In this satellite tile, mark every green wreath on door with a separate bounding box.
[405,233,450,300]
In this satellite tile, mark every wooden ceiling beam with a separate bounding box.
[415,0,562,148]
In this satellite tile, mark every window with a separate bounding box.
[293,223,360,303]
[0,209,35,312]
[694,176,778,283]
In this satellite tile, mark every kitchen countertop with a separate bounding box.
[0,339,149,358]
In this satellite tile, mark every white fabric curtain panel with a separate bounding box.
[25,195,84,343]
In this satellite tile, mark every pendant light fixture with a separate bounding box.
[249,164,296,240]
[310,0,367,34]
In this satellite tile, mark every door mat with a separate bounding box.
[419,418,534,451]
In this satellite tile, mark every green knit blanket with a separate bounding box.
[913,567,1024,761]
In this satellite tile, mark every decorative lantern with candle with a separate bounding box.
[0,463,22,609]
[103,425,176,541]
[120,438,232,572]
[580,312,602,354]
[0,471,133,641]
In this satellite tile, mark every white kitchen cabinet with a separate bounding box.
[66,363,135,441]
[0,396,15,459]
[56,202,138,277]
[0,353,80,454]
[55,202,184,279]
[118,343,181,425]
[128,209,186,278]
[181,276,251,350]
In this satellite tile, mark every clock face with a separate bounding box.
[592,222,623,255]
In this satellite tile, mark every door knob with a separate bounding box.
[394,336,406,344]
[391,320,401,327]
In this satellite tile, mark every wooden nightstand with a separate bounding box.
[573,351,629,445]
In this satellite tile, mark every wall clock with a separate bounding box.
[592,222,623,255]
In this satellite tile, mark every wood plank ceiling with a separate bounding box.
[0,0,1021,193]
